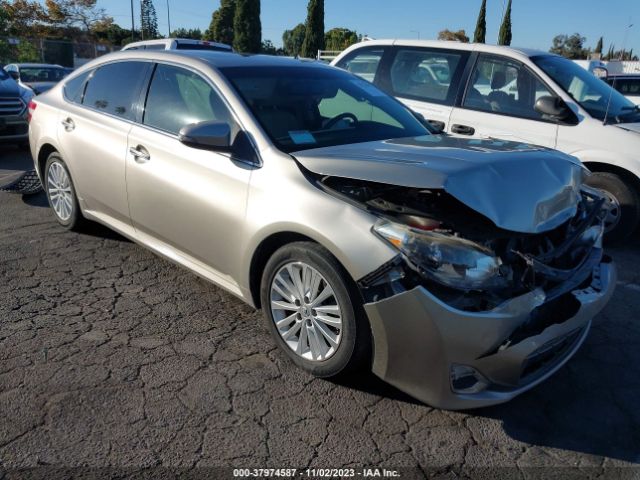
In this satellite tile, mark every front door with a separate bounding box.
[448,54,559,148]
[126,63,253,284]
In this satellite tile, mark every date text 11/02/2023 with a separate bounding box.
[232,468,401,478]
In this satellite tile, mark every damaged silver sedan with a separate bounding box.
[30,51,615,409]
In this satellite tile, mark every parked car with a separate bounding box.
[121,38,232,52]
[4,63,67,95]
[29,50,615,409]
[0,65,33,147]
[606,74,640,105]
[332,40,640,241]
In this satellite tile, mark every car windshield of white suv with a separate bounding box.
[533,55,640,124]
[221,66,428,152]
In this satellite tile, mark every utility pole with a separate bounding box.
[140,0,144,40]
[166,0,172,37]
[130,0,135,40]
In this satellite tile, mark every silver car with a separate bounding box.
[28,50,616,409]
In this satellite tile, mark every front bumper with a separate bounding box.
[363,257,616,410]
[0,114,29,143]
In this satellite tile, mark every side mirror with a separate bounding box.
[8,70,19,80]
[592,67,608,80]
[179,121,231,151]
[534,96,573,121]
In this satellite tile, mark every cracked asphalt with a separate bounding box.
[1,146,640,478]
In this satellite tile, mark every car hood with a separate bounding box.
[292,135,587,234]
[0,76,20,96]
[25,81,56,94]
[615,122,640,134]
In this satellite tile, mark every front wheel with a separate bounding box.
[585,172,640,243]
[260,242,370,378]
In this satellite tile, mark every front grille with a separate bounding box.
[0,97,25,117]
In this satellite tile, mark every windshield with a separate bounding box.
[220,65,428,153]
[533,55,639,124]
[20,67,66,83]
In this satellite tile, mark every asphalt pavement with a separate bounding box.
[1,146,639,478]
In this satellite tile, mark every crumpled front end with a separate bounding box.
[316,171,616,409]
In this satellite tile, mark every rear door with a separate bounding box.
[126,63,254,283]
[383,47,470,131]
[56,60,151,229]
[448,54,559,148]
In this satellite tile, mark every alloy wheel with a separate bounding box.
[47,161,74,221]
[269,262,343,362]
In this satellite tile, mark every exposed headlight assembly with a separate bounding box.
[373,220,505,290]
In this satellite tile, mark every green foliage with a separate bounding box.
[16,39,40,62]
[205,0,235,45]
[172,27,203,40]
[301,0,324,58]
[594,36,603,55]
[45,0,112,32]
[0,39,11,63]
[282,23,305,56]
[473,0,486,43]
[233,0,261,53]
[324,27,358,51]
[438,29,469,43]
[140,0,159,39]
[498,0,512,46]
[549,33,589,59]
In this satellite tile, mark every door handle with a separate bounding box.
[129,146,150,163]
[61,118,75,132]
[451,124,475,136]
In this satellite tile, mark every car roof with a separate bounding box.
[82,49,325,70]
[341,39,553,61]
[13,63,64,68]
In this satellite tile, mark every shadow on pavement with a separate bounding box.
[22,191,48,207]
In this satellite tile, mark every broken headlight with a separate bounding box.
[373,220,505,290]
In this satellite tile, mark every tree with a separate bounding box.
[438,29,469,43]
[1,0,47,36]
[498,0,512,46]
[324,27,358,51]
[594,36,603,55]
[473,0,486,43]
[549,33,588,59]
[45,0,112,31]
[172,27,203,40]
[140,0,159,40]
[205,0,235,45]
[301,0,324,58]
[261,39,284,55]
[15,39,39,61]
[233,0,261,53]
[282,23,305,56]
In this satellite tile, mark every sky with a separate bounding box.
[99,0,639,53]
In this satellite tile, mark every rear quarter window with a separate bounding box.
[63,70,92,103]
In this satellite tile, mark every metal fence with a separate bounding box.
[1,37,119,67]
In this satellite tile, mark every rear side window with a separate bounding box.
[144,43,166,50]
[63,70,91,103]
[389,48,467,105]
[611,78,640,95]
[175,42,231,51]
[82,61,148,120]
[143,64,233,135]
[335,48,385,82]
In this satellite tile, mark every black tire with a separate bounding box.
[585,172,640,243]
[43,152,88,231]
[260,242,371,378]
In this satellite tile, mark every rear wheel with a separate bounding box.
[585,172,640,243]
[260,242,370,378]
[44,153,87,231]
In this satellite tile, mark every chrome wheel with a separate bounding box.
[47,161,73,221]
[270,262,343,362]
[602,190,621,233]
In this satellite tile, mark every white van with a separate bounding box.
[332,40,640,241]
[121,38,232,52]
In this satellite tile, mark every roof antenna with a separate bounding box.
[603,20,634,125]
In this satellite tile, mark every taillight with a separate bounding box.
[27,100,37,122]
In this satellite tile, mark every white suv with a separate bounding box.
[122,38,232,52]
[333,40,640,241]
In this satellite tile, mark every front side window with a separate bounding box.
[335,48,385,82]
[390,49,466,105]
[533,55,639,123]
[82,61,148,120]
[221,65,427,153]
[143,64,233,135]
[464,55,554,120]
